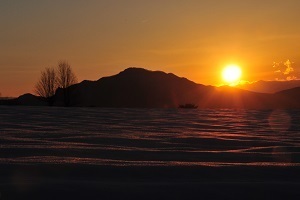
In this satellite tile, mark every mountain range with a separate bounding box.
[1,68,300,109]
[237,80,300,93]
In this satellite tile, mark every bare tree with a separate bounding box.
[56,61,78,106]
[35,67,57,105]
[57,61,77,89]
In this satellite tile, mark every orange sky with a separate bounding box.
[1,0,300,97]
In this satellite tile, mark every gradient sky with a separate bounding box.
[1,0,300,96]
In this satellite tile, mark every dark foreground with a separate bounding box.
[0,164,299,200]
[1,107,299,199]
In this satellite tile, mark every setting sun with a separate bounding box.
[222,65,242,85]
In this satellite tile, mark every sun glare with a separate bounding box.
[222,65,242,85]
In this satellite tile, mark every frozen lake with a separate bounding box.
[0,106,300,167]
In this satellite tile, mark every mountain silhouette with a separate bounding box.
[0,93,47,106]
[1,68,300,108]
[52,68,298,109]
[54,68,207,107]
[237,80,300,93]
[273,87,300,109]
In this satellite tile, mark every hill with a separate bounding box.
[0,93,47,106]
[273,87,300,109]
[15,93,47,106]
[237,80,300,93]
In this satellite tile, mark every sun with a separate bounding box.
[222,64,242,85]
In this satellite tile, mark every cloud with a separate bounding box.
[286,76,297,81]
[283,60,294,75]
[237,80,256,85]
[273,59,299,81]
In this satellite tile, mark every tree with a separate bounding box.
[35,61,77,107]
[35,67,57,105]
[56,61,78,106]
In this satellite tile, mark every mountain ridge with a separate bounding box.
[54,67,206,107]
[1,68,300,109]
[237,80,300,93]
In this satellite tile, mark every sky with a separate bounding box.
[1,0,300,96]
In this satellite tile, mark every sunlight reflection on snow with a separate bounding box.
[268,110,293,164]
[268,110,291,133]
[0,107,299,167]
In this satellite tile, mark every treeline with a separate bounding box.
[35,60,77,106]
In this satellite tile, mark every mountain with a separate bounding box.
[237,80,300,93]
[273,87,300,109]
[2,68,299,108]
[54,68,208,108]
[52,68,299,109]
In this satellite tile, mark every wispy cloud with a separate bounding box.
[283,60,294,75]
[273,59,299,81]
[274,70,281,73]
[238,80,256,85]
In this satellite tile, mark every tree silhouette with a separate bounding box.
[35,61,77,106]
[35,67,57,105]
[56,61,78,106]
